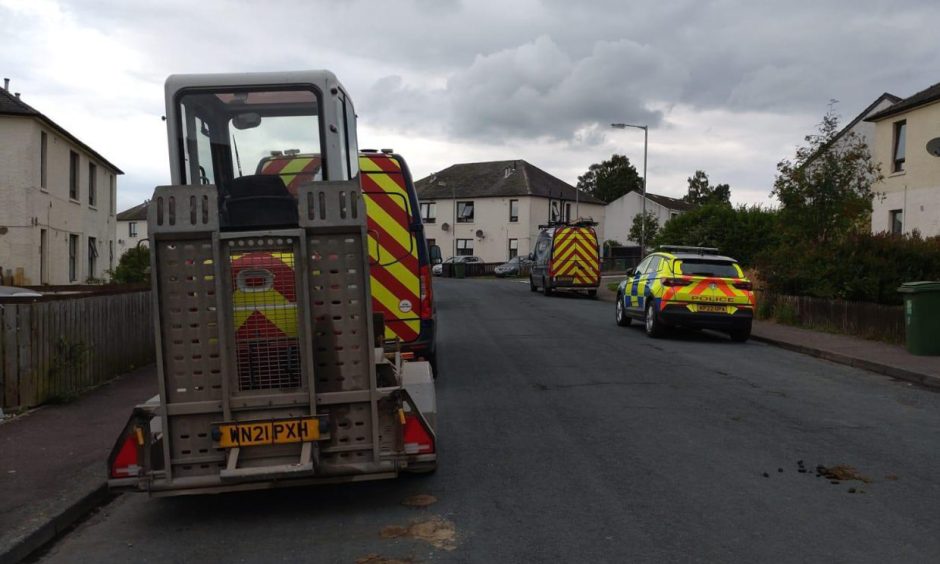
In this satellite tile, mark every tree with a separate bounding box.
[771,108,881,245]
[111,246,150,284]
[683,170,731,206]
[576,154,642,203]
[628,212,659,244]
[654,204,779,267]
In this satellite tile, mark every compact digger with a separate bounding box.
[107,71,437,496]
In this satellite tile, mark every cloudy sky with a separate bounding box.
[2,0,938,212]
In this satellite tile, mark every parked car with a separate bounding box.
[614,246,754,341]
[494,256,532,277]
[432,256,482,276]
[0,285,42,298]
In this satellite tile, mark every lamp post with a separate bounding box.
[611,123,648,256]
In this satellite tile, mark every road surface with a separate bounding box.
[40,278,940,563]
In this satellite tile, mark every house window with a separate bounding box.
[509,199,519,222]
[456,239,473,256]
[420,202,436,224]
[88,237,98,279]
[88,162,97,207]
[68,234,79,282]
[40,131,48,190]
[129,222,138,237]
[893,120,906,173]
[456,201,474,223]
[508,238,518,259]
[890,209,903,235]
[426,238,436,250]
[550,200,560,222]
[69,151,80,200]
[670,211,679,219]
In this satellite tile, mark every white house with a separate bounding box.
[415,160,606,263]
[0,81,122,285]
[603,190,693,246]
[865,81,940,237]
[116,201,148,258]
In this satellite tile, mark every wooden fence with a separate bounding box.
[0,290,154,409]
[757,292,906,344]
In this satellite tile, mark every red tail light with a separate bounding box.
[734,280,753,291]
[110,431,141,479]
[662,277,691,287]
[403,414,435,454]
[419,265,433,320]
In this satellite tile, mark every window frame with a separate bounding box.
[508,238,519,259]
[88,162,97,207]
[456,201,475,223]
[509,199,519,222]
[889,209,903,235]
[420,202,437,224]
[129,221,138,237]
[68,234,79,282]
[892,120,907,173]
[456,238,473,256]
[69,151,80,201]
[87,236,98,280]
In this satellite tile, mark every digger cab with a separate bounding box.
[107,71,436,496]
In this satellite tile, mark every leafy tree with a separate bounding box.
[771,109,881,245]
[111,246,150,284]
[576,154,642,203]
[628,212,659,244]
[683,170,731,206]
[654,204,779,267]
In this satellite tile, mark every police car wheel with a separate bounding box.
[729,322,752,343]
[587,289,598,299]
[616,296,631,326]
[645,301,665,338]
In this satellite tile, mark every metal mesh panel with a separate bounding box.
[168,414,225,478]
[157,240,223,403]
[320,402,374,464]
[225,237,302,391]
[308,235,371,392]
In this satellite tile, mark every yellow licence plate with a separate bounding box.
[217,417,320,448]
[697,304,728,313]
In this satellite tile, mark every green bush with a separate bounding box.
[111,246,150,284]
[654,203,779,267]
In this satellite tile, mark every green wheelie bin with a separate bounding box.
[898,281,940,355]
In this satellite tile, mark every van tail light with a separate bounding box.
[419,265,433,320]
[662,277,691,287]
[109,427,143,479]
[402,412,435,454]
[734,281,753,291]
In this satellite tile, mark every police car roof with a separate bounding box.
[662,251,738,263]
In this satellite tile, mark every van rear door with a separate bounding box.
[550,227,600,287]
[359,154,422,344]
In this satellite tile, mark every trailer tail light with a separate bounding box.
[403,414,435,454]
[109,430,142,479]
[662,277,691,287]
[419,265,433,320]
[734,280,753,291]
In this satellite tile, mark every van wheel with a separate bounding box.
[729,322,752,343]
[616,296,631,327]
[645,301,666,338]
[542,278,553,296]
[529,275,537,292]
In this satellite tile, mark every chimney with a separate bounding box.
[14,92,20,99]
[3,78,8,91]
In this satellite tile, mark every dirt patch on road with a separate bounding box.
[356,554,415,564]
[817,464,871,483]
[401,494,437,508]
[381,516,457,551]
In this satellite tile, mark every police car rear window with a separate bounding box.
[678,260,739,278]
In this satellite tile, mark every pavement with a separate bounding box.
[595,280,940,390]
[0,367,156,564]
[3,278,940,562]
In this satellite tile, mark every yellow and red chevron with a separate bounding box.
[359,155,421,343]
[230,251,299,340]
[551,227,600,286]
[259,155,322,196]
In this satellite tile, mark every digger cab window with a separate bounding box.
[177,87,325,188]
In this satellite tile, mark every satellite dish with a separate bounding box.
[927,137,940,157]
[441,222,450,231]
[475,229,485,239]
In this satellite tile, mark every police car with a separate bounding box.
[614,246,754,341]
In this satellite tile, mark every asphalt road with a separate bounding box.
[40,278,940,563]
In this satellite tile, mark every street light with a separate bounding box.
[611,123,648,256]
